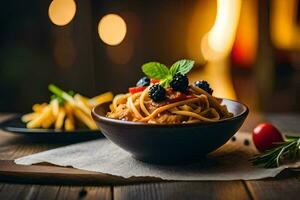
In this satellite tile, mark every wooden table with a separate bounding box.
[1,113,300,200]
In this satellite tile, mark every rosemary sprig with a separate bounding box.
[250,136,300,168]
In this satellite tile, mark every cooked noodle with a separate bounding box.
[107,85,233,124]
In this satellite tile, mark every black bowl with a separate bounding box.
[92,99,248,164]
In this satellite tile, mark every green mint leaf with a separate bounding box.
[170,59,195,76]
[142,62,170,79]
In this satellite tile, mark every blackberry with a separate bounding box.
[194,80,213,94]
[136,76,150,87]
[149,84,166,102]
[170,73,189,92]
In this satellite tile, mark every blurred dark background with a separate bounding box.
[0,0,299,113]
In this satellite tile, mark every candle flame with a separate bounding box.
[201,0,242,61]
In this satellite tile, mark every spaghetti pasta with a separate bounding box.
[107,85,233,124]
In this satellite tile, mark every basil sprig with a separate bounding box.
[142,59,194,88]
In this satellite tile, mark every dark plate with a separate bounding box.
[92,99,249,164]
[0,115,103,139]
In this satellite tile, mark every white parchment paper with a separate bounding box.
[15,132,300,180]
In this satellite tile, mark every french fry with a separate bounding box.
[24,84,112,131]
[64,102,72,115]
[64,103,75,131]
[73,107,97,130]
[74,94,91,107]
[89,92,113,106]
[27,105,52,128]
[65,117,75,131]
[41,112,55,128]
[21,112,39,123]
[64,103,74,121]
[74,94,93,110]
[55,107,66,129]
[73,97,91,116]
[32,103,47,113]
[51,99,59,117]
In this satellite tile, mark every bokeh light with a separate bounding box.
[201,0,242,61]
[271,0,300,50]
[231,0,258,66]
[48,0,76,26]
[98,14,127,46]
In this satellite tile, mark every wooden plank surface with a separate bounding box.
[245,177,300,200]
[0,183,112,200]
[114,181,251,200]
[54,186,111,200]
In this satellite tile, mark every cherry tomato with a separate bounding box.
[252,123,284,152]
[150,79,160,84]
[129,86,147,94]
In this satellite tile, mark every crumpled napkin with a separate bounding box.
[15,132,300,180]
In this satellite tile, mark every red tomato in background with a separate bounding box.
[150,79,160,84]
[129,86,146,94]
[252,123,284,152]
